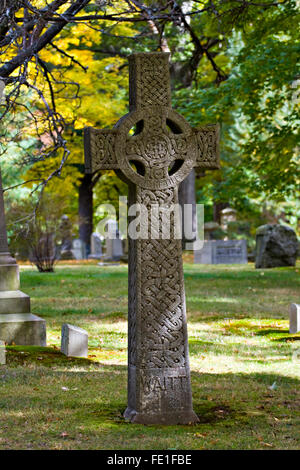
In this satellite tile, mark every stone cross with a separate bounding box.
[84,52,220,424]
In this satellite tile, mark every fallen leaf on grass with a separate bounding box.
[194,433,207,438]
[262,442,273,447]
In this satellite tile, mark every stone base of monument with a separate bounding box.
[0,290,30,314]
[0,313,46,346]
[124,407,199,425]
[88,254,103,260]
[0,260,47,346]
[0,264,20,291]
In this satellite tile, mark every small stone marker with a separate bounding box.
[61,323,88,358]
[0,340,5,365]
[194,239,247,264]
[84,52,220,424]
[289,304,300,334]
[104,220,123,261]
[72,239,86,260]
[89,232,103,260]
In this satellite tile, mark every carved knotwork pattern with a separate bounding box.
[126,132,189,168]
[130,54,171,109]
[90,130,118,169]
[138,189,186,369]
[140,55,170,107]
[115,107,196,190]
[195,126,220,167]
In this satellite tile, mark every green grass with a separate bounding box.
[0,261,299,449]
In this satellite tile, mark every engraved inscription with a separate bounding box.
[141,375,187,394]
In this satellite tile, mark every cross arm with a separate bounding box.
[84,127,119,173]
[194,124,220,170]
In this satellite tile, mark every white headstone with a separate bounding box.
[61,323,88,357]
[89,232,103,259]
[72,239,86,260]
[104,220,123,261]
[289,303,300,334]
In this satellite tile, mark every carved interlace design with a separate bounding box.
[196,125,220,167]
[139,189,186,369]
[89,129,118,169]
[129,53,171,109]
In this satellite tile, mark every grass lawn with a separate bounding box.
[0,260,299,450]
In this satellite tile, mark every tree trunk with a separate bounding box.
[78,173,93,257]
[213,202,228,225]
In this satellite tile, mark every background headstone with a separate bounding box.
[72,239,86,260]
[289,304,300,334]
[61,323,88,357]
[255,224,298,268]
[194,239,248,264]
[59,215,75,260]
[88,232,103,260]
[104,220,123,261]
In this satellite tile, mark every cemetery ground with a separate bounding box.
[0,260,299,450]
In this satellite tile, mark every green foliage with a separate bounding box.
[174,2,300,232]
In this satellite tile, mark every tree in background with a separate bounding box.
[0,0,299,256]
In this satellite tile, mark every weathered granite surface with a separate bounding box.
[84,52,220,424]
[289,303,300,334]
[0,314,46,346]
[61,323,88,357]
[255,224,298,269]
[0,340,5,365]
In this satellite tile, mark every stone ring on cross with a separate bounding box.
[114,106,196,190]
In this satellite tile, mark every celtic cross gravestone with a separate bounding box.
[84,52,220,424]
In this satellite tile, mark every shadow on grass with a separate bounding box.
[273,336,300,342]
[3,346,300,427]
[6,346,97,368]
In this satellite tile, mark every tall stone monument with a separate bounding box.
[84,53,220,424]
[0,169,46,346]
